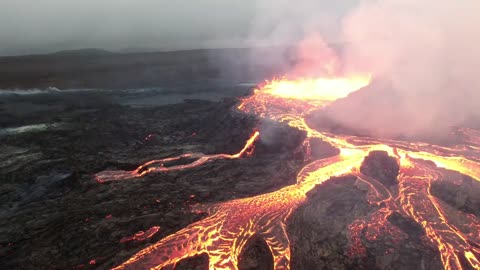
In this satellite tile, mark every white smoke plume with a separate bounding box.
[335,0,480,139]
[246,0,480,140]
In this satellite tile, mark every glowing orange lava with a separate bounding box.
[260,75,371,101]
[95,131,259,183]
[102,76,480,270]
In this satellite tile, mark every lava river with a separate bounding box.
[97,76,480,270]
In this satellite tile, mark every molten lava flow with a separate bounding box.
[112,155,364,270]
[260,76,371,101]
[398,160,480,270]
[102,76,480,270]
[120,226,161,244]
[237,75,371,121]
[95,131,259,183]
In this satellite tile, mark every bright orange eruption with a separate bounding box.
[102,76,480,270]
[260,75,371,101]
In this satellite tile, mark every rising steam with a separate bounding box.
[245,0,480,140]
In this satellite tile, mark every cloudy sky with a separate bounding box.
[0,0,356,56]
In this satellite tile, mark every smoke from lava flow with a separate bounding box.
[241,0,480,139]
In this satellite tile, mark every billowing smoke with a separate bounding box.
[241,0,353,79]
[333,0,480,140]
[244,0,480,141]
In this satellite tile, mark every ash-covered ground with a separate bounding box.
[1,80,479,269]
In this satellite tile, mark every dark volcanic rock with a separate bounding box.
[309,137,340,160]
[0,99,305,270]
[431,169,480,217]
[238,238,274,270]
[256,120,306,157]
[171,254,209,270]
[288,175,442,270]
[360,151,399,186]
[387,212,424,238]
[288,176,374,270]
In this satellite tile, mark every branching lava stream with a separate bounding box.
[97,76,480,270]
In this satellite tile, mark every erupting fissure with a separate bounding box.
[98,75,480,270]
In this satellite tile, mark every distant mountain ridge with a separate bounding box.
[0,47,282,90]
[49,48,115,56]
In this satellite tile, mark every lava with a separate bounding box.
[101,75,480,270]
[258,76,371,101]
[120,226,161,244]
[95,131,259,183]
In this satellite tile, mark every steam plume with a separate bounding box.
[245,0,480,140]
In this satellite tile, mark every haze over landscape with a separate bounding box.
[0,0,356,56]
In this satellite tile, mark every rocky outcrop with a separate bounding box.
[360,151,399,186]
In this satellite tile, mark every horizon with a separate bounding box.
[0,0,355,57]
[0,46,250,58]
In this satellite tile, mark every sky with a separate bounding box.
[0,0,356,56]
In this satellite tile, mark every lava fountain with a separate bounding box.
[98,74,480,270]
